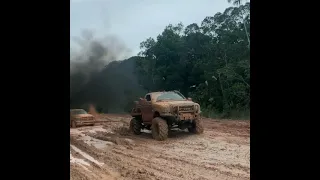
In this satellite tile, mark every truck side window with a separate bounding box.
[146,95,151,101]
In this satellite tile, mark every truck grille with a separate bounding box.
[82,117,94,121]
[179,106,194,112]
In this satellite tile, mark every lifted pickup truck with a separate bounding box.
[130,91,204,141]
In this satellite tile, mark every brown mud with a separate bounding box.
[70,115,250,180]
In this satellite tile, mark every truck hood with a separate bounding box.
[74,114,94,118]
[154,101,198,108]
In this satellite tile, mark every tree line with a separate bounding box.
[135,2,250,118]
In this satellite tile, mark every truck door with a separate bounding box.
[140,94,153,123]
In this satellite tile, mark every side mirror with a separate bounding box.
[139,98,147,102]
[187,97,192,101]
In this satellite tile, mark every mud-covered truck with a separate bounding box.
[70,109,95,128]
[130,90,204,141]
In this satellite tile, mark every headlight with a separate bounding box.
[172,106,178,113]
[194,105,200,113]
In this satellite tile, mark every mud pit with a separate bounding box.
[70,115,250,180]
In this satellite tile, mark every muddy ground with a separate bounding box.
[70,114,250,180]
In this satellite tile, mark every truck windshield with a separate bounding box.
[157,92,185,101]
[71,109,88,115]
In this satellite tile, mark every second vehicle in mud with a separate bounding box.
[130,90,204,141]
[70,109,95,128]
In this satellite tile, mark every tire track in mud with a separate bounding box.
[72,135,248,179]
[110,148,186,180]
[131,132,250,178]
[139,136,249,179]
[70,164,92,180]
[71,136,164,180]
[70,143,120,180]
[70,117,250,180]
[111,145,248,180]
[71,136,174,180]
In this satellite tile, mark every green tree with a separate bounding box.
[136,3,250,119]
[227,0,242,6]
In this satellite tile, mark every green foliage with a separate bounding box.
[227,0,243,6]
[136,3,250,119]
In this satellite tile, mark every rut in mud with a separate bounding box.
[70,115,250,180]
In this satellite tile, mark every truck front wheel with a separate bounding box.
[151,117,168,141]
[188,118,204,134]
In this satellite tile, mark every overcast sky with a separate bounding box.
[70,0,233,57]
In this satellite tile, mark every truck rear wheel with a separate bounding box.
[130,118,142,135]
[151,117,168,141]
[188,118,204,134]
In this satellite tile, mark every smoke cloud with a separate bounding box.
[70,29,145,113]
[70,30,129,95]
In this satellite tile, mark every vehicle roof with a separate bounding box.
[147,91,179,95]
[147,91,185,100]
[70,109,85,111]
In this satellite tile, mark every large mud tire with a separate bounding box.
[188,118,204,134]
[151,117,168,141]
[130,118,142,135]
[71,121,77,128]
